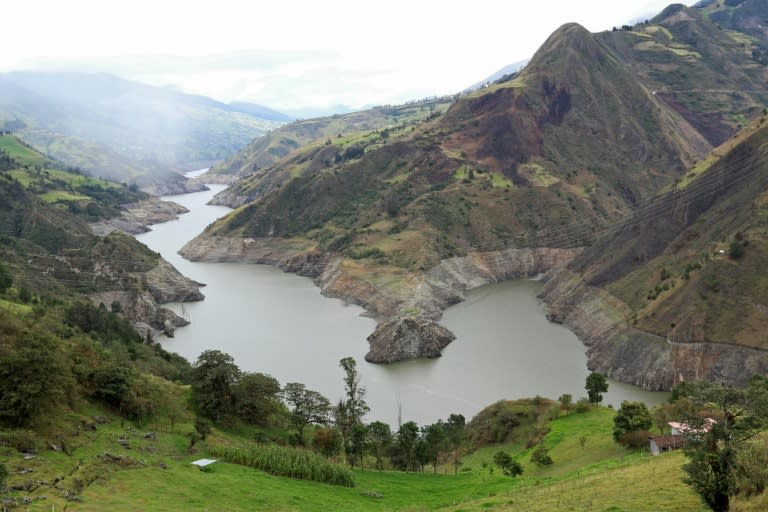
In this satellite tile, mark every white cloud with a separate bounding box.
[3,1,695,112]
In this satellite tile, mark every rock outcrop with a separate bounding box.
[141,179,209,197]
[366,318,455,363]
[90,259,204,338]
[90,198,189,236]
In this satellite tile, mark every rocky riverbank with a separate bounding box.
[179,231,581,363]
[539,268,768,389]
[90,197,190,236]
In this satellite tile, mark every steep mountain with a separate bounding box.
[698,0,768,44]
[0,134,202,336]
[181,3,768,369]
[0,71,287,185]
[598,3,768,146]
[541,115,768,389]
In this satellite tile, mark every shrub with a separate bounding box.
[729,241,745,260]
[0,430,38,453]
[531,445,554,465]
[0,462,7,491]
[619,429,652,449]
[575,398,593,413]
[493,451,523,477]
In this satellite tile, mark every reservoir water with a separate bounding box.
[136,178,668,427]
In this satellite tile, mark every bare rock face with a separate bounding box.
[365,318,455,363]
[143,260,205,303]
[142,179,209,197]
[540,267,768,389]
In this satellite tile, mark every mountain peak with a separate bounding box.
[526,22,608,72]
[652,3,700,25]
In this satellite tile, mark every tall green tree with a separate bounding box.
[335,357,370,447]
[347,423,369,468]
[283,382,331,446]
[189,350,241,422]
[445,413,467,473]
[367,421,393,470]
[677,378,768,512]
[422,421,448,474]
[586,372,609,405]
[613,400,653,442]
[233,372,281,426]
[393,421,420,471]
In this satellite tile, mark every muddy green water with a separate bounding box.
[136,178,668,427]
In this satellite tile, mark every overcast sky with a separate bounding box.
[3,0,695,115]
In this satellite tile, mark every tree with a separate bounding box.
[586,372,609,405]
[651,402,676,435]
[422,422,448,474]
[283,382,331,446]
[0,262,12,294]
[189,350,241,422]
[728,241,745,260]
[0,330,70,427]
[677,378,768,512]
[347,423,369,468]
[92,366,134,409]
[367,421,393,470]
[335,357,370,449]
[445,413,467,472]
[392,421,420,471]
[613,401,653,443]
[233,372,281,426]
[493,451,523,477]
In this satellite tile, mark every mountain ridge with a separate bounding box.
[0,71,289,185]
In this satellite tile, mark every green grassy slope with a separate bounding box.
[566,116,768,350]
[1,404,713,511]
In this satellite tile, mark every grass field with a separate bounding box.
[0,405,717,511]
[0,134,48,167]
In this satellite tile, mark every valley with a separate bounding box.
[2,1,768,510]
[137,180,668,427]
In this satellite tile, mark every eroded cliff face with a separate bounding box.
[180,232,581,363]
[540,268,768,389]
[91,259,204,339]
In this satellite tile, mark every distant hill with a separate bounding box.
[464,59,530,91]
[0,71,288,184]
[206,96,453,187]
